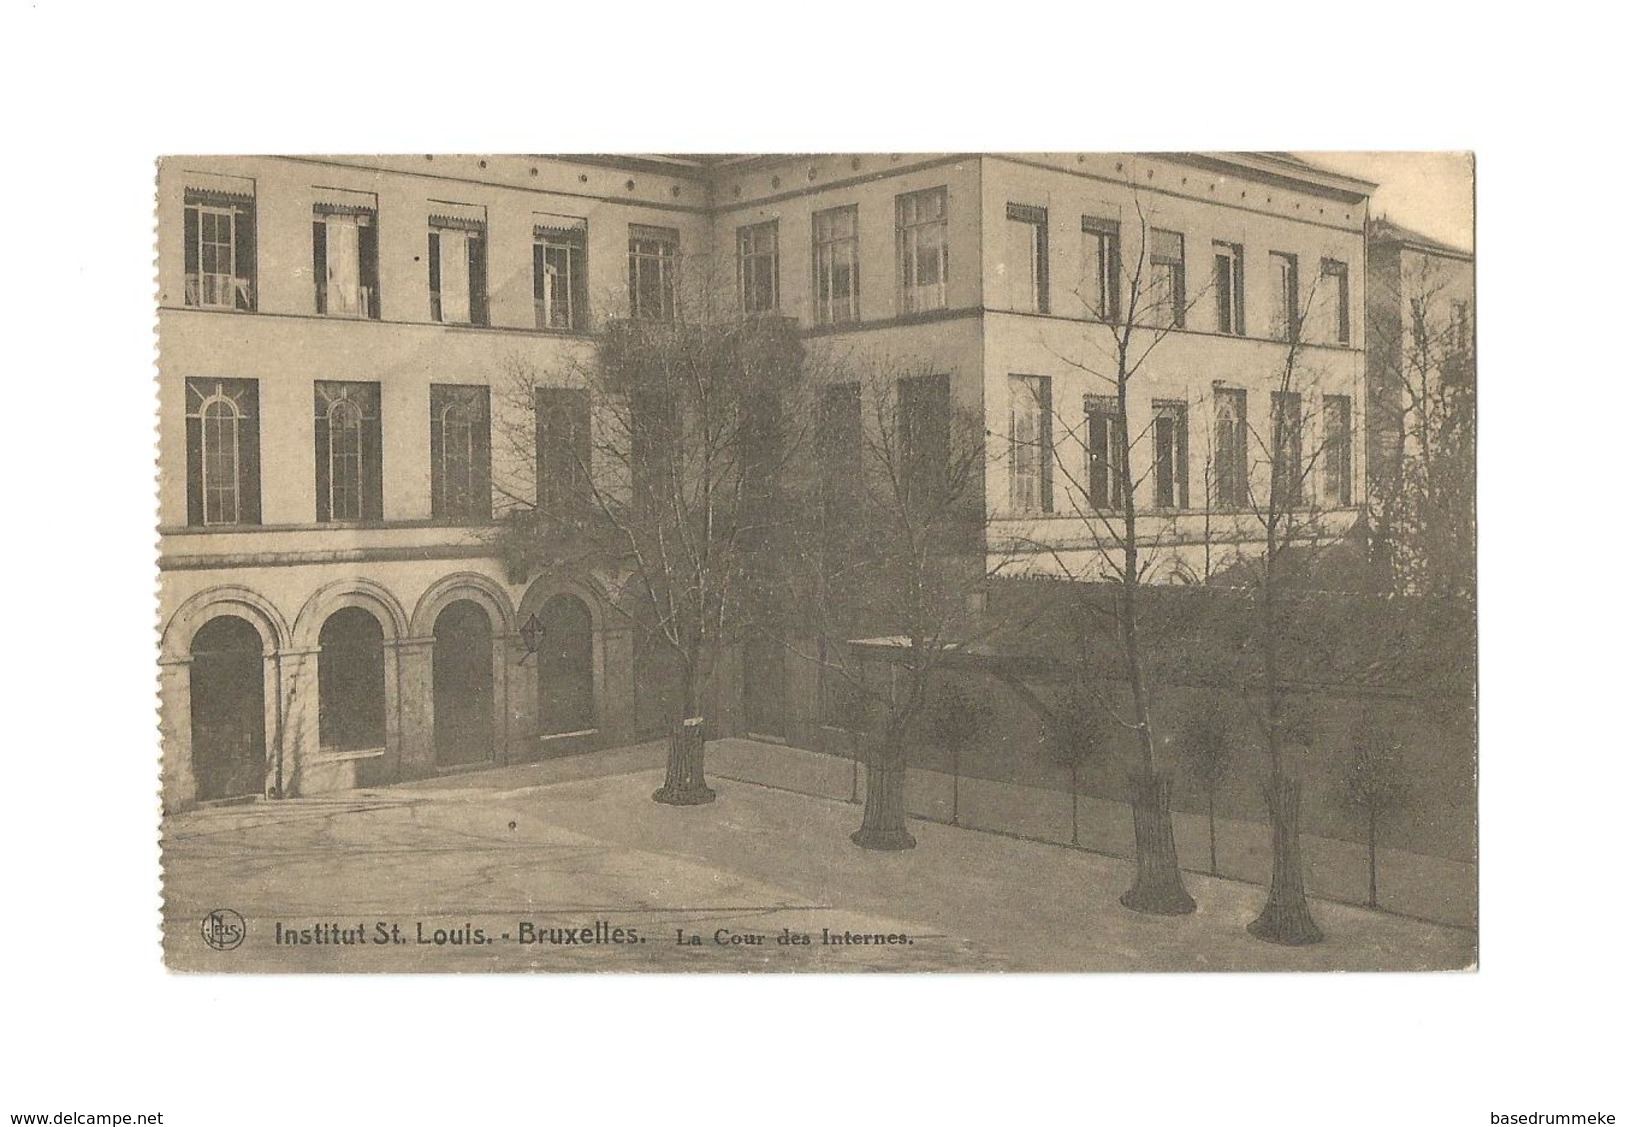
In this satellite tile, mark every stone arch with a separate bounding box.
[292,578,410,649]
[410,571,516,638]
[161,584,291,662]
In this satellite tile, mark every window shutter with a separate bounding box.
[312,220,327,313]
[429,394,445,519]
[238,383,261,524]
[314,394,330,523]
[359,222,379,318]
[1177,409,1189,509]
[185,413,204,526]
[468,235,488,325]
[364,407,383,520]
[1233,247,1245,335]
[427,232,441,318]
[233,205,256,310]
[183,207,199,276]
[474,391,493,521]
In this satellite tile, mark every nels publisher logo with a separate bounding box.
[201,908,246,951]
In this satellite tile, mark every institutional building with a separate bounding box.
[157,152,1376,810]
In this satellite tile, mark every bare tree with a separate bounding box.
[1019,194,1207,915]
[780,361,1002,850]
[1367,254,1476,600]
[1339,731,1410,910]
[924,684,991,827]
[490,300,809,807]
[1041,683,1115,849]
[1179,692,1235,876]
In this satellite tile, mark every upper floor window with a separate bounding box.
[813,206,859,325]
[185,378,260,526]
[1319,258,1350,345]
[1005,204,1049,314]
[534,217,587,331]
[1271,390,1304,507]
[1008,374,1053,512]
[1147,228,1186,329]
[314,381,382,522]
[1212,387,1249,510]
[738,220,780,315]
[816,382,863,519]
[1269,251,1300,342]
[1153,401,1189,510]
[629,225,679,321]
[1080,217,1121,322]
[431,384,491,524]
[898,372,950,506]
[1083,396,1125,510]
[1214,241,1245,335]
[313,192,380,319]
[428,205,488,326]
[183,188,256,312]
[896,187,948,315]
[535,387,592,515]
[1324,393,1353,506]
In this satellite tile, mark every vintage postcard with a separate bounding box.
[156,152,1476,971]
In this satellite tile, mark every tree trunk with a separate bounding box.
[849,729,860,805]
[851,732,915,851]
[652,716,715,805]
[1367,810,1379,909]
[950,745,960,826]
[1070,761,1080,848]
[1207,790,1218,876]
[1248,773,1323,945]
[1120,772,1195,915]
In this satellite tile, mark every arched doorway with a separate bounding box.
[189,615,266,802]
[318,607,386,751]
[537,594,595,735]
[433,599,494,766]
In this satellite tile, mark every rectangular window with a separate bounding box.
[1212,387,1248,509]
[314,381,383,522]
[1006,204,1049,313]
[1271,390,1304,508]
[898,372,951,506]
[428,208,488,326]
[1324,393,1352,506]
[1083,397,1125,510]
[313,197,379,319]
[535,387,592,515]
[184,378,260,526]
[816,382,863,518]
[897,187,948,314]
[1008,375,1053,512]
[1269,251,1300,341]
[1214,241,1245,335]
[813,205,859,325]
[534,217,588,331]
[738,220,780,315]
[430,384,491,523]
[629,224,679,321]
[1320,258,1350,345]
[1153,401,1190,510]
[183,190,256,311]
[1148,228,1186,328]
[1080,218,1121,322]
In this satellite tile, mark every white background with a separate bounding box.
[0,2,1615,1123]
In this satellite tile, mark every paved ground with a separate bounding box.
[163,743,1475,972]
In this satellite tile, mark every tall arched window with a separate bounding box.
[431,384,491,523]
[315,381,382,522]
[318,606,386,751]
[200,394,241,525]
[537,594,595,735]
[185,377,260,527]
[328,398,364,520]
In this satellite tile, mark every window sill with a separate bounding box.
[313,746,387,763]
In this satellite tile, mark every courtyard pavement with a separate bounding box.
[163,740,1475,973]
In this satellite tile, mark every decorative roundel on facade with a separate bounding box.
[625,179,635,191]
[851,157,861,170]
[530,167,538,176]
[807,166,817,181]
[479,160,488,169]
[579,174,588,183]
[771,175,781,188]
[672,185,681,197]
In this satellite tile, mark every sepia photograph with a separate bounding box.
[155,151,1476,973]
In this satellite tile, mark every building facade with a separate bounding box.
[157,153,1375,810]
